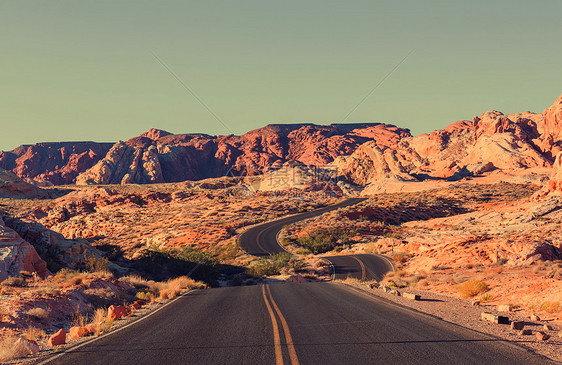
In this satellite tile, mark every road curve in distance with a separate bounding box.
[238,198,366,257]
[324,254,393,281]
[238,197,394,281]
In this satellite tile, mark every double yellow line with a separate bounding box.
[351,256,367,281]
[262,284,300,365]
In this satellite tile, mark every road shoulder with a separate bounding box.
[339,281,562,363]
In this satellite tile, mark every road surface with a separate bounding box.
[238,198,394,281]
[45,283,551,365]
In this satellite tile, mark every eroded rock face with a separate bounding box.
[548,152,562,194]
[0,217,50,281]
[76,142,164,185]
[75,123,410,185]
[0,212,123,274]
[3,93,562,187]
[0,168,49,199]
[338,93,562,187]
[0,142,113,185]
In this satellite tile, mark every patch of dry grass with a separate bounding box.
[90,307,114,337]
[119,274,151,290]
[458,279,489,298]
[26,307,50,320]
[158,276,206,300]
[0,336,29,362]
[22,326,46,342]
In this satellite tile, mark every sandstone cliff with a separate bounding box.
[0,142,113,185]
[0,217,50,281]
[0,168,49,199]
[339,93,562,189]
[75,123,410,185]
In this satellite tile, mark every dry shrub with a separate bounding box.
[30,286,60,296]
[91,308,113,336]
[23,326,46,342]
[392,253,409,263]
[458,279,489,298]
[417,279,428,287]
[158,276,205,300]
[1,276,26,287]
[71,275,84,286]
[26,307,50,320]
[0,336,28,362]
[95,320,113,337]
[72,310,88,327]
[540,301,560,313]
[92,308,108,325]
[54,269,82,282]
[136,291,155,302]
[119,274,150,290]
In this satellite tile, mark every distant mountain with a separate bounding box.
[2,92,561,186]
[0,142,113,185]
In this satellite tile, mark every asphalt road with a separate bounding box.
[238,198,367,257]
[238,198,394,281]
[45,283,551,365]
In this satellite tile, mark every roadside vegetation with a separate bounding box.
[295,227,357,254]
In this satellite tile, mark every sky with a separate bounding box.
[1,1,562,151]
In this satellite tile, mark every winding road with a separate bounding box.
[42,198,553,364]
[238,198,394,281]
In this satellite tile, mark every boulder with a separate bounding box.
[68,326,89,339]
[530,314,541,321]
[519,329,532,336]
[511,321,525,330]
[0,217,50,281]
[497,305,512,312]
[47,329,66,346]
[403,293,421,300]
[108,305,129,321]
[481,312,509,324]
[536,331,550,341]
[15,337,40,355]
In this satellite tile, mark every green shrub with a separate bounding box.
[247,252,292,277]
[296,228,357,254]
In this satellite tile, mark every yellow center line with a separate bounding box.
[351,256,367,281]
[256,229,268,254]
[266,285,300,365]
[262,285,283,365]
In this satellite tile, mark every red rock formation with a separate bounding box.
[547,152,562,195]
[76,123,410,185]
[47,329,66,346]
[0,142,112,185]
[0,216,50,281]
[140,128,172,140]
[340,93,562,187]
[3,93,562,186]
[0,168,49,199]
[108,305,129,320]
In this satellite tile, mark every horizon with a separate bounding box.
[2,1,562,151]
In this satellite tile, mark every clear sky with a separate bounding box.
[2,1,561,151]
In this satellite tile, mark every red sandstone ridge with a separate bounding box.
[3,93,562,186]
[337,93,562,191]
[74,123,409,185]
[140,128,172,140]
[0,168,49,199]
[0,142,113,185]
[0,216,50,281]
